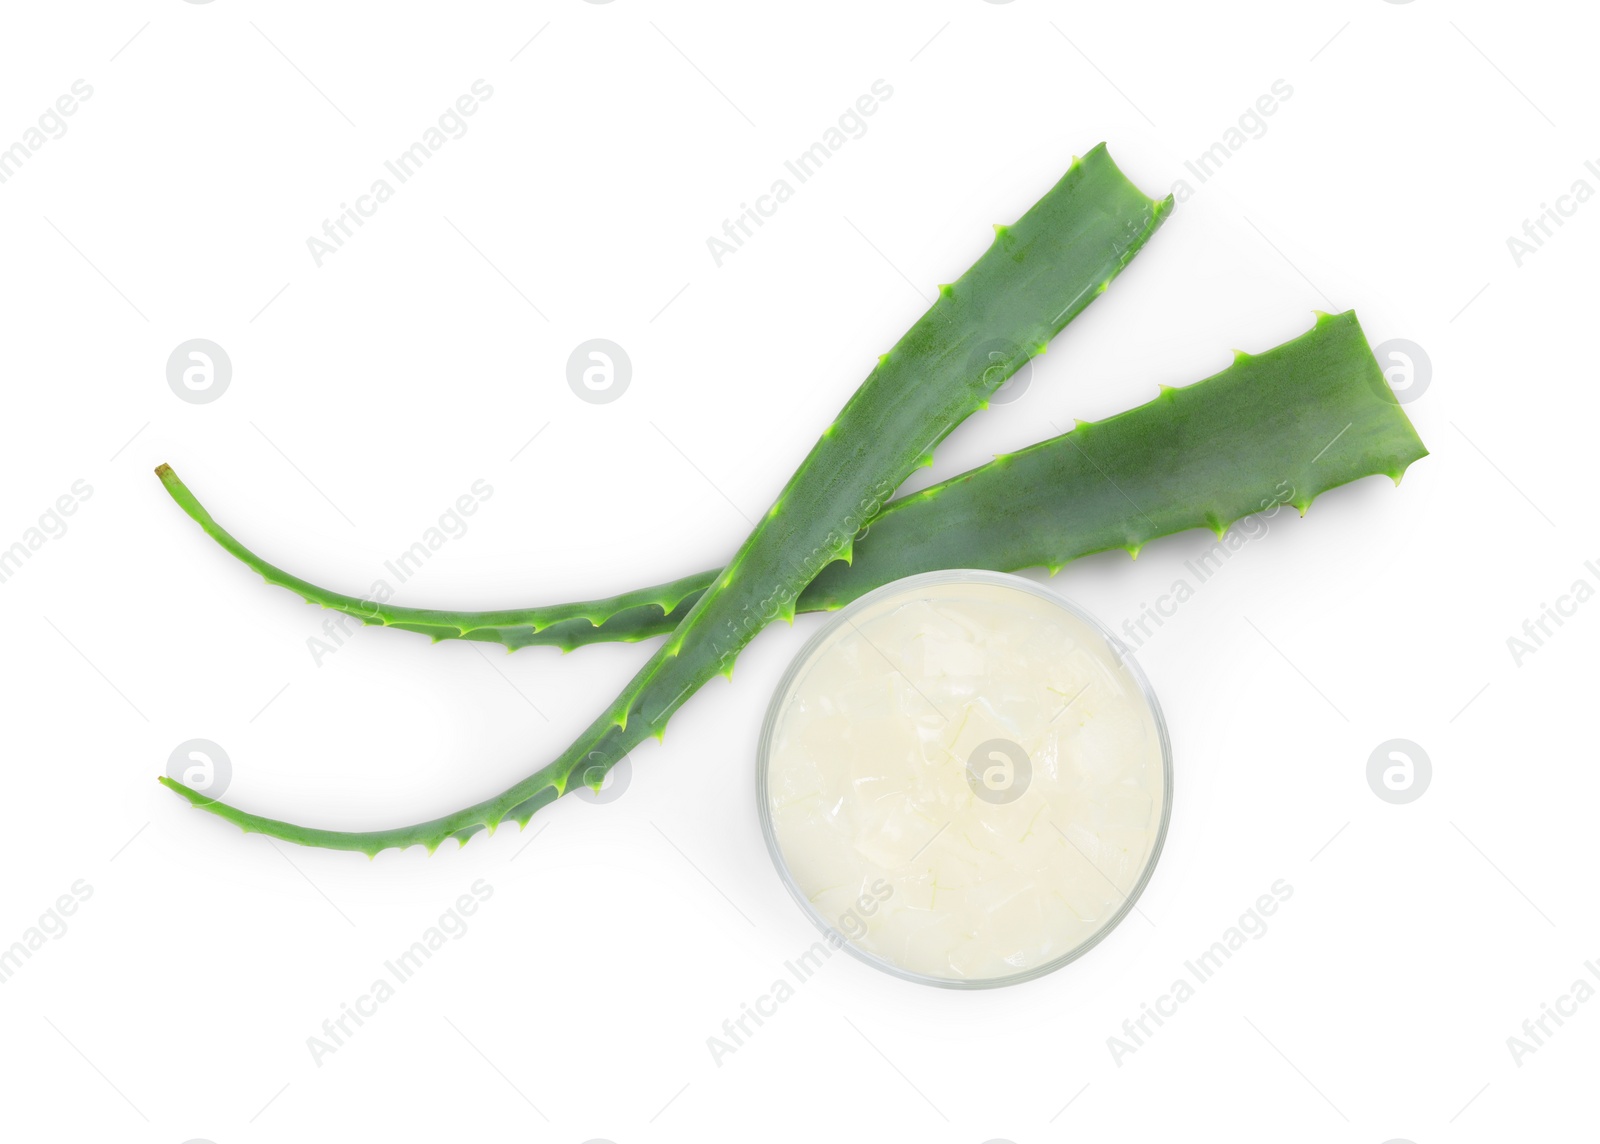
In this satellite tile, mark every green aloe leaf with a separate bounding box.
[168,304,1433,662]
[161,145,1173,855]
[159,310,1425,656]
[814,307,1427,605]
[154,465,713,651]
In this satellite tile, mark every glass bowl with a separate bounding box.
[756,569,1172,989]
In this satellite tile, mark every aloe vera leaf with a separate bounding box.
[159,310,1425,652]
[155,461,709,650]
[160,145,1172,855]
[804,307,1428,606]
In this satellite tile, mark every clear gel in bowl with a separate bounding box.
[757,570,1171,988]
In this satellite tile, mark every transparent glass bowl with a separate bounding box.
[756,569,1172,989]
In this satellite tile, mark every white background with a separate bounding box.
[1,1,1593,1140]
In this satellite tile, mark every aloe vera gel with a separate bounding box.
[759,571,1170,987]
